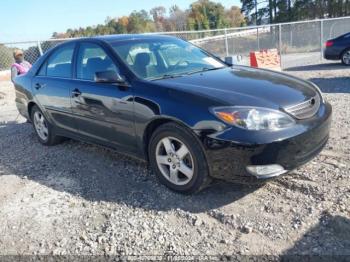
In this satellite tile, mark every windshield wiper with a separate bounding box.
[150,73,186,81]
[150,67,225,80]
[185,67,225,75]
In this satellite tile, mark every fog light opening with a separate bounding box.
[246,164,287,179]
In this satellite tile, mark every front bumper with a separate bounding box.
[203,102,332,183]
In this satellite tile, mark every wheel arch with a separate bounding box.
[142,117,198,161]
[341,47,350,64]
[27,101,37,120]
[341,46,350,54]
[27,101,53,125]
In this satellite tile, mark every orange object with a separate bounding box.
[250,49,281,71]
[0,71,10,81]
[216,111,236,124]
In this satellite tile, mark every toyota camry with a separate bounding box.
[324,32,350,65]
[13,35,332,194]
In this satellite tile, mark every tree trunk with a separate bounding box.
[288,0,292,20]
[269,0,273,23]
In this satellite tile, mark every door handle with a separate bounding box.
[34,83,46,90]
[72,89,82,97]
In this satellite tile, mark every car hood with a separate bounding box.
[155,66,317,109]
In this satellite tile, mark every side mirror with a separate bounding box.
[95,70,128,86]
[224,57,235,66]
[224,55,243,66]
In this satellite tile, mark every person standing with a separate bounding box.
[11,49,32,83]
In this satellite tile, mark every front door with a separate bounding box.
[71,42,136,153]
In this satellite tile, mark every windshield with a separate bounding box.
[111,38,226,80]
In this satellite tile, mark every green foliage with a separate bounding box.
[51,0,349,38]
[242,0,350,25]
[52,1,245,38]
[128,10,156,33]
[188,0,229,30]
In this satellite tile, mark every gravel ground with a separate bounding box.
[0,63,349,258]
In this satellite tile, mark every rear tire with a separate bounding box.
[149,122,211,194]
[30,105,63,146]
[341,48,350,66]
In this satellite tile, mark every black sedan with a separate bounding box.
[14,35,332,194]
[324,32,350,65]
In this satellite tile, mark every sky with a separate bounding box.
[0,0,241,43]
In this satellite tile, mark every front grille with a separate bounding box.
[284,94,321,120]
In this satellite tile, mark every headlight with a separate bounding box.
[211,106,295,131]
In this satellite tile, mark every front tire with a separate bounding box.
[341,48,350,66]
[149,123,211,194]
[31,105,62,146]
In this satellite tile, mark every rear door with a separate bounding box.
[71,42,136,153]
[32,43,77,133]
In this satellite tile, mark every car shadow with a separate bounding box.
[309,77,350,93]
[0,121,260,213]
[281,212,350,259]
[285,62,346,72]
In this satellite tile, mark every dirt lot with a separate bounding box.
[0,63,349,258]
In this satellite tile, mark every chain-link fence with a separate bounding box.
[0,39,72,71]
[1,16,350,72]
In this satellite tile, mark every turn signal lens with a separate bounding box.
[216,111,236,124]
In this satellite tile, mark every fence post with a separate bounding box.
[320,20,324,62]
[279,24,283,69]
[37,41,43,56]
[257,26,260,50]
[224,28,229,57]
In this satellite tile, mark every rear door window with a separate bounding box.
[37,62,47,76]
[46,43,75,78]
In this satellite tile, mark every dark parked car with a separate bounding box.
[324,32,350,65]
[14,35,332,194]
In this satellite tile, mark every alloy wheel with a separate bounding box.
[33,111,49,141]
[155,136,194,186]
[342,50,350,65]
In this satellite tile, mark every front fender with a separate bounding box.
[131,80,229,159]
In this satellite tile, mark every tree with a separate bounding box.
[187,0,229,30]
[241,0,257,24]
[114,16,129,34]
[242,0,350,24]
[52,1,248,37]
[274,0,289,22]
[127,10,156,33]
[188,0,228,30]
[150,6,167,31]
[51,0,350,39]
[168,5,188,31]
[225,6,246,27]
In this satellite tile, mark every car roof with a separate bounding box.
[50,34,180,49]
[93,34,177,43]
[335,32,350,39]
